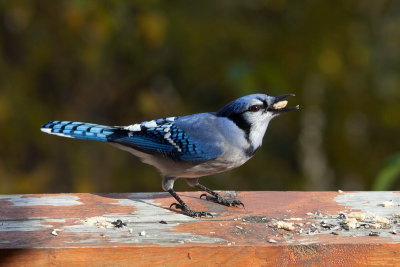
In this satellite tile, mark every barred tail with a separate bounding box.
[40,121,118,142]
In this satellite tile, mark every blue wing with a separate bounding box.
[41,118,223,163]
[111,117,223,162]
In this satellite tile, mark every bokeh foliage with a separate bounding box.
[0,0,399,193]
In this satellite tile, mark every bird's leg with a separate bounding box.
[168,189,212,218]
[164,175,212,217]
[186,178,244,207]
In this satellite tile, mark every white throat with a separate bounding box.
[249,120,270,149]
[246,111,276,150]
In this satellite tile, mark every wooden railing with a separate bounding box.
[1,191,399,266]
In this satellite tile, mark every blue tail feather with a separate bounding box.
[41,121,117,142]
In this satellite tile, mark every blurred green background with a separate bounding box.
[0,0,399,194]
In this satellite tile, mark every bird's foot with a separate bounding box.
[200,194,244,207]
[170,203,213,218]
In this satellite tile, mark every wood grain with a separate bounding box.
[1,191,399,266]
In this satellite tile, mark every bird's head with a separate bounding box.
[217,93,299,151]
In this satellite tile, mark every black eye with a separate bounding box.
[248,105,263,112]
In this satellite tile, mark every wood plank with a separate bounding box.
[0,191,399,266]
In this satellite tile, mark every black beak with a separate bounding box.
[267,94,299,113]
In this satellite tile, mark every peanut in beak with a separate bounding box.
[272,100,288,110]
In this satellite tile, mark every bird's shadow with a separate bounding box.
[92,192,211,217]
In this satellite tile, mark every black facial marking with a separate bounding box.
[245,145,259,157]
[217,97,268,150]
[256,97,268,108]
[224,113,251,141]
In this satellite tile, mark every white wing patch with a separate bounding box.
[124,117,182,152]
[163,125,182,152]
[124,124,141,131]
[142,120,158,128]
[125,118,176,132]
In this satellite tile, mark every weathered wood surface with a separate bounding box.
[1,191,400,266]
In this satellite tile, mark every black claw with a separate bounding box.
[169,202,213,218]
[200,194,208,200]
[169,202,182,209]
[233,200,245,208]
[200,194,244,208]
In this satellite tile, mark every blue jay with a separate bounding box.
[41,93,298,217]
